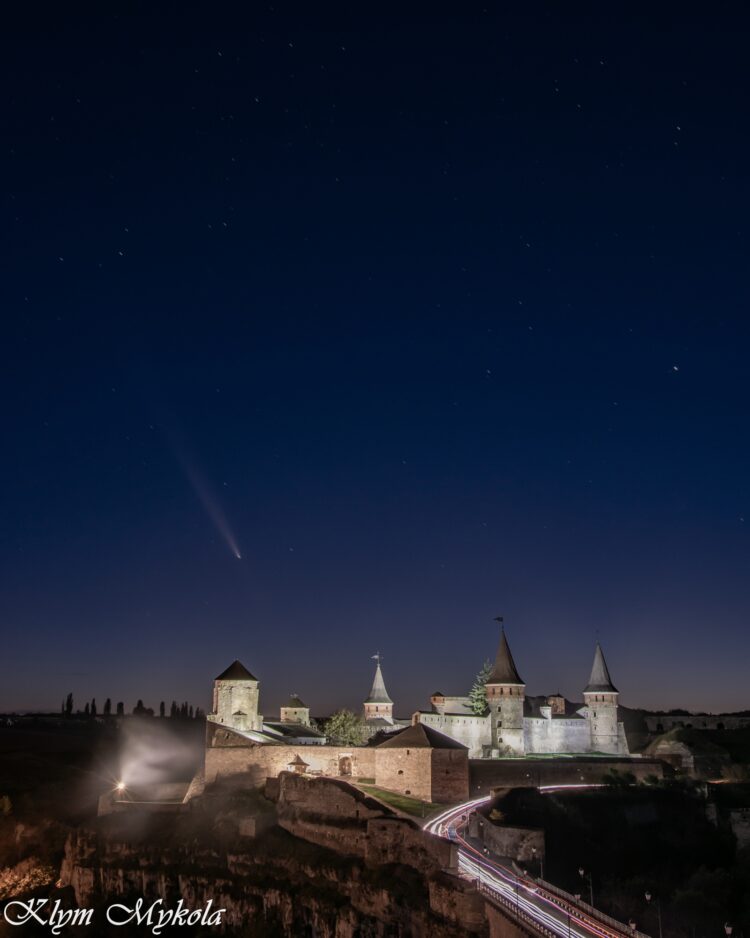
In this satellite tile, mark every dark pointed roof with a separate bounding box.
[584,643,618,693]
[365,660,393,704]
[283,695,307,709]
[376,722,468,750]
[486,628,524,685]
[215,659,258,682]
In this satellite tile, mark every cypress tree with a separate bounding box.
[468,659,493,715]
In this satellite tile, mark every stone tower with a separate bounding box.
[485,627,526,756]
[280,694,311,726]
[364,655,394,724]
[583,643,621,754]
[209,659,263,733]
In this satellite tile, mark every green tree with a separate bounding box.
[468,659,493,715]
[324,709,367,746]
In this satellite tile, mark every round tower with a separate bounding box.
[583,643,621,754]
[485,625,526,756]
[209,659,263,733]
[364,654,394,724]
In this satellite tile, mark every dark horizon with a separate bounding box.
[3,5,750,715]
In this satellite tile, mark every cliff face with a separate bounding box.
[59,819,479,937]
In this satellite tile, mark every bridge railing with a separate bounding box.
[537,876,650,938]
[475,878,559,938]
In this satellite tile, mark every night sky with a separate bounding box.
[3,5,750,716]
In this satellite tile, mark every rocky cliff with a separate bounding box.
[58,781,485,937]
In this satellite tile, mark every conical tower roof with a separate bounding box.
[215,659,258,681]
[584,643,618,693]
[365,658,393,704]
[486,628,524,685]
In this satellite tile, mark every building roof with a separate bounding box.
[376,722,468,750]
[524,695,586,719]
[283,695,307,709]
[263,721,325,740]
[365,660,393,704]
[584,643,618,693]
[486,628,524,685]
[215,659,258,682]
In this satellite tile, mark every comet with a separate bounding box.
[180,459,242,560]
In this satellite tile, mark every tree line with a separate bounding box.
[60,693,204,720]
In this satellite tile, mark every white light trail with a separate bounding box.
[424,795,645,938]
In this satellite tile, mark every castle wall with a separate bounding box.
[523,716,591,754]
[645,714,750,732]
[430,696,473,716]
[418,712,490,759]
[271,774,456,877]
[374,748,433,802]
[469,814,544,865]
[206,731,468,804]
[419,710,630,758]
[469,757,663,793]
[373,747,470,804]
[430,749,470,803]
[205,743,376,786]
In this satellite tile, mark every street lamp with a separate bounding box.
[531,845,544,880]
[645,890,663,938]
[578,867,594,906]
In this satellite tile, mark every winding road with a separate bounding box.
[424,796,649,938]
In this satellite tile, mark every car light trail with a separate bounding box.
[424,796,647,938]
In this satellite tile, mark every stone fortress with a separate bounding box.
[204,659,470,803]
[417,628,630,758]
[202,625,633,802]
